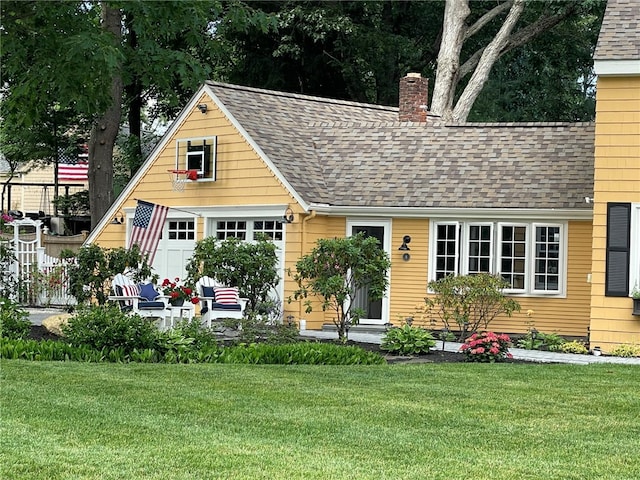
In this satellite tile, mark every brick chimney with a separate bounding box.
[399,73,428,122]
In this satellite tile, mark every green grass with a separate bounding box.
[1,361,639,480]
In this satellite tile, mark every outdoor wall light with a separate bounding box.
[398,235,411,250]
[283,207,294,223]
[197,103,208,114]
[110,211,124,225]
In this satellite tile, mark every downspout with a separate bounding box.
[299,210,317,322]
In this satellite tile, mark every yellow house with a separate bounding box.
[86,70,597,338]
[86,1,637,347]
[588,0,640,352]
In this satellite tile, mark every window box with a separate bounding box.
[633,298,640,316]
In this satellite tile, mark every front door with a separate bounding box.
[348,220,390,325]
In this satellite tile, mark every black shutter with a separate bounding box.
[605,203,631,296]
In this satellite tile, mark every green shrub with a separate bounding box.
[516,331,565,351]
[424,274,520,341]
[171,318,220,349]
[460,331,512,363]
[234,316,300,345]
[0,297,31,339]
[381,324,436,355]
[217,342,386,365]
[560,340,588,354]
[609,344,640,357]
[62,304,159,353]
[0,338,383,365]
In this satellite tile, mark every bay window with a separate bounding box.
[430,220,566,296]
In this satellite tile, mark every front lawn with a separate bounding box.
[1,361,639,479]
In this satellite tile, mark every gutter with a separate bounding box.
[307,204,593,221]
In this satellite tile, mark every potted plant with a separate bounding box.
[632,285,640,316]
[161,277,199,307]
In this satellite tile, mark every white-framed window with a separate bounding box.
[253,220,284,241]
[216,220,247,240]
[168,220,195,241]
[429,220,567,296]
[175,136,217,180]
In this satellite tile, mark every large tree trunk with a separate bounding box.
[452,1,524,122]
[430,0,579,123]
[89,4,122,229]
[430,0,470,121]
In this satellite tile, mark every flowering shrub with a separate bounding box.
[161,277,199,304]
[0,213,14,234]
[460,331,512,363]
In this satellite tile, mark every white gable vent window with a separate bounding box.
[175,137,217,180]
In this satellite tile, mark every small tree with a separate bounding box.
[290,233,391,342]
[67,243,155,305]
[185,235,280,313]
[424,273,520,341]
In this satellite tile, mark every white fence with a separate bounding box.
[0,218,76,307]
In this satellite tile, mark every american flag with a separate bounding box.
[58,144,89,181]
[128,200,169,264]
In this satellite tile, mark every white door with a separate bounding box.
[153,218,196,281]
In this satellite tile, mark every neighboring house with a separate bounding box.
[589,0,640,351]
[87,0,638,350]
[0,161,87,219]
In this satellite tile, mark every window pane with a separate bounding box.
[435,224,458,279]
[500,225,527,289]
[534,226,561,292]
[467,224,492,274]
[167,219,195,242]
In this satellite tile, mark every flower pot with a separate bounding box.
[170,298,185,307]
[633,298,640,316]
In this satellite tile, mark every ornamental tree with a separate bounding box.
[290,233,391,342]
[185,235,280,313]
[424,273,520,341]
[67,243,155,305]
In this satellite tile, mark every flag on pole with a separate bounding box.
[128,200,169,264]
[58,144,89,181]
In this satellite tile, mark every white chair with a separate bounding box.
[195,276,248,328]
[109,273,168,320]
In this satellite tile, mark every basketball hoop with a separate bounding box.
[168,170,198,192]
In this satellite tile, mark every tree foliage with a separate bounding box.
[185,235,280,313]
[290,233,391,342]
[67,243,155,305]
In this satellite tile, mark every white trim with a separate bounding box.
[346,218,392,325]
[530,223,566,296]
[497,222,529,294]
[594,59,640,76]
[428,220,460,281]
[462,222,494,275]
[429,219,568,298]
[629,203,640,296]
[309,204,592,221]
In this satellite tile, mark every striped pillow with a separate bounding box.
[120,284,140,306]
[214,286,239,305]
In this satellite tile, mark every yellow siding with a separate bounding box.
[389,218,429,323]
[289,215,346,329]
[92,93,298,250]
[590,76,640,352]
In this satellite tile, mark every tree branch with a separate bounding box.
[459,3,579,79]
[464,1,513,40]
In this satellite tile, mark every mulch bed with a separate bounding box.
[27,326,529,364]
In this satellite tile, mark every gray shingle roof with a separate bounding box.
[595,0,640,60]
[209,82,594,210]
